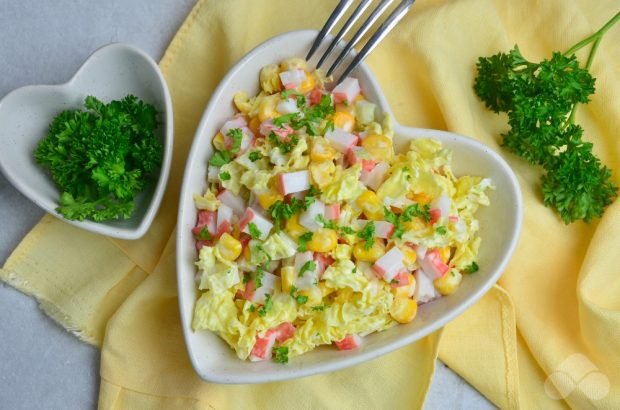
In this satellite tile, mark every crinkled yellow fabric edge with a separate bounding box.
[2,0,619,409]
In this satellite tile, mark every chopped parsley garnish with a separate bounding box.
[227,128,243,153]
[289,286,309,305]
[208,150,233,166]
[296,94,307,108]
[258,293,273,317]
[339,226,356,235]
[273,113,300,127]
[219,171,231,181]
[311,304,327,311]
[243,272,251,284]
[248,151,262,162]
[280,89,300,99]
[384,204,431,239]
[402,203,431,222]
[255,267,265,289]
[269,198,307,232]
[297,232,314,252]
[390,279,399,284]
[196,227,212,241]
[271,94,335,136]
[248,222,262,240]
[273,346,289,364]
[299,260,316,278]
[463,262,479,274]
[436,226,447,235]
[248,304,256,312]
[323,120,335,133]
[268,132,299,154]
[304,185,320,208]
[357,221,375,250]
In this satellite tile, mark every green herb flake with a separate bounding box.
[248,304,256,312]
[196,227,212,241]
[463,262,479,274]
[436,226,447,235]
[297,232,314,252]
[299,260,316,278]
[258,293,273,317]
[357,221,376,250]
[273,346,289,364]
[248,151,262,162]
[219,171,231,181]
[248,222,262,240]
[208,150,233,167]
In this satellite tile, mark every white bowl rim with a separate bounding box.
[176,29,523,383]
[0,42,173,240]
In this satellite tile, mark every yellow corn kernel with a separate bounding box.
[353,239,386,263]
[285,214,306,239]
[362,134,393,162]
[298,72,316,94]
[392,273,416,298]
[319,281,336,297]
[216,233,242,261]
[259,64,282,94]
[335,103,355,115]
[233,91,251,113]
[389,296,418,324]
[355,190,384,220]
[439,247,451,263]
[407,192,433,205]
[298,286,323,307]
[309,160,336,189]
[213,132,226,151]
[258,94,279,122]
[307,228,338,253]
[403,217,426,231]
[279,57,307,72]
[280,266,296,294]
[434,270,462,295]
[401,246,418,270]
[332,111,355,132]
[310,138,337,162]
[256,191,283,210]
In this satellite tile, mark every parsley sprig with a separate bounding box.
[384,204,431,239]
[473,12,620,223]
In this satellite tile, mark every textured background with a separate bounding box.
[0,1,493,408]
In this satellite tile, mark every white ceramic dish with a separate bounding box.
[0,43,173,240]
[177,30,522,384]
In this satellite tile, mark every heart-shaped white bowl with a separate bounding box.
[177,30,522,384]
[0,43,173,240]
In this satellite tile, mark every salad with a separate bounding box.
[190,57,492,363]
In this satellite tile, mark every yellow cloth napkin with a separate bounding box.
[2,0,619,408]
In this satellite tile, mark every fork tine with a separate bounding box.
[335,0,415,85]
[316,0,374,70]
[306,0,355,61]
[326,0,394,77]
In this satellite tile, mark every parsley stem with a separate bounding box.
[562,11,620,57]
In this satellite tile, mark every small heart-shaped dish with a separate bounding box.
[0,43,172,239]
[177,30,522,383]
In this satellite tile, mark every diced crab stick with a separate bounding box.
[295,251,317,289]
[278,170,311,195]
[334,334,362,351]
[259,119,294,139]
[324,203,341,221]
[325,129,359,153]
[279,69,307,89]
[276,98,300,114]
[414,269,440,304]
[216,204,233,236]
[314,252,334,277]
[249,331,276,362]
[239,207,273,240]
[217,189,246,216]
[332,77,361,104]
[273,322,296,344]
[360,161,389,191]
[192,210,217,237]
[374,220,395,239]
[372,246,405,282]
[245,271,280,305]
[309,88,324,105]
[390,271,411,288]
[419,249,450,280]
[414,243,428,261]
[346,146,376,172]
[220,116,247,137]
[430,193,451,224]
[299,199,326,231]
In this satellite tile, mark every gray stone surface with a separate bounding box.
[0,1,495,408]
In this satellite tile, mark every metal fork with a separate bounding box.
[306,0,415,85]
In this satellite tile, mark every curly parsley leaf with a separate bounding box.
[273,346,289,364]
[248,222,262,240]
[258,293,273,317]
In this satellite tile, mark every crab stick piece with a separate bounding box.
[332,77,361,104]
[244,271,280,305]
[325,129,359,153]
[273,322,296,344]
[192,210,217,237]
[324,203,341,221]
[360,162,389,191]
[217,189,246,216]
[430,193,451,224]
[278,170,311,195]
[294,251,318,289]
[374,220,395,239]
[220,116,247,137]
[414,269,440,304]
[419,249,450,280]
[334,334,362,350]
[239,207,273,240]
[249,331,276,362]
[372,246,405,282]
[299,199,326,231]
